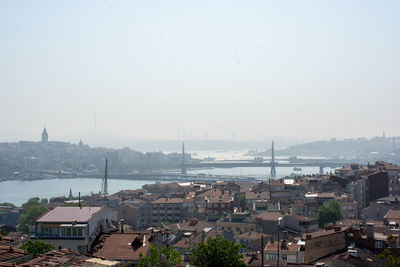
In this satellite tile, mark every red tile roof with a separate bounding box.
[92,233,152,261]
[152,198,183,204]
[0,246,27,263]
[256,212,283,221]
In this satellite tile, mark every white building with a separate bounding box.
[35,206,118,253]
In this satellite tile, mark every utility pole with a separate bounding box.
[277,217,282,267]
[261,235,264,267]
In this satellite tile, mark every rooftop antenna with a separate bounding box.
[101,159,108,195]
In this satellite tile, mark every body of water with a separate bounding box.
[0,178,158,206]
[187,166,335,179]
[0,151,334,206]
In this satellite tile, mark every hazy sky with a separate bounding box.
[1,0,399,141]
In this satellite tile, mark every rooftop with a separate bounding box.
[36,207,104,223]
[92,233,152,261]
[265,240,302,252]
[256,212,283,221]
[152,198,183,204]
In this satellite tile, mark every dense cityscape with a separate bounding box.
[1,130,400,266]
[2,0,400,266]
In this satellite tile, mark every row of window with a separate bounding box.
[41,227,83,237]
[152,204,181,208]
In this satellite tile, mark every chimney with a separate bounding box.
[366,223,374,239]
[120,219,125,234]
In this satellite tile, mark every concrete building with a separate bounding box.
[301,227,348,263]
[264,240,305,264]
[151,198,183,225]
[255,212,282,235]
[35,207,118,253]
[281,215,318,234]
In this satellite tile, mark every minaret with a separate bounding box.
[42,127,48,144]
[101,159,109,195]
[270,140,276,178]
[181,142,187,175]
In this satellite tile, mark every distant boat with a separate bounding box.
[293,167,302,171]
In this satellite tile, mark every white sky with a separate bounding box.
[1,0,399,141]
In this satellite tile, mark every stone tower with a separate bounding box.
[42,127,48,144]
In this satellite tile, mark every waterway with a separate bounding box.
[0,178,159,206]
[0,151,335,206]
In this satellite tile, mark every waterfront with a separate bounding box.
[0,178,159,206]
[0,165,336,206]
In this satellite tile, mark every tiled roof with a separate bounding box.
[384,209,400,220]
[265,240,301,252]
[236,231,262,240]
[0,246,27,263]
[206,196,234,204]
[196,189,231,198]
[0,236,14,246]
[301,227,348,239]
[36,207,104,223]
[256,212,283,221]
[245,191,270,200]
[151,198,183,204]
[93,233,152,261]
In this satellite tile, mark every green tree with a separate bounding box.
[190,236,246,267]
[315,199,343,227]
[239,194,246,211]
[17,198,49,233]
[0,202,16,207]
[21,239,55,257]
[379,249,400,267]
[138,245,182,267]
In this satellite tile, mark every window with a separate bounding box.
[42,227,56,236]
[376,241,383,248]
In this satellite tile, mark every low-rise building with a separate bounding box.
[255,212,283,235]
[151,198,183,225]
[235,231,263,252]
[205,196,234,220]
[281,215,318,234]
[301,226,348,263]
[264,240,304,264]
[35,206,118,253]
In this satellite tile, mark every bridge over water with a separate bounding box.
[184,161,348,175]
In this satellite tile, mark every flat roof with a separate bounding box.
[36,207,104,223]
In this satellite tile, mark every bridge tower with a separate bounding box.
[101,159,108,195]
[181,142,187,175]
[270,140,276,178]
[319,165,324,175]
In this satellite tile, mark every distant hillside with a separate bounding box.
[250,137,400,163]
